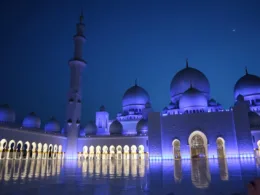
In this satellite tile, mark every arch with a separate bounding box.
[131,145,137,153]
[123,145,129,153]
[37,143,42,152]
[188,131,208,158]
[138,145,144,153]
[96,145,101,154]
[102,145,108,153]
[16,140,23,152]
[0,139,7,149]
[24,141,30,151]
[257,140,260,150]
[53,145,58,152]
[8,140,16,149]
[89,146,94,154]
[31,142,37,151]
[58,145,62,152]
[83,146,88,153]
[109,145,115,154]
[43,143,48,152]
[116,145,122,153]
[216,137,226,158]
[48,144,53,158]
[172,139,181,159]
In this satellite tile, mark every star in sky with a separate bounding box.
[232,28,236,32]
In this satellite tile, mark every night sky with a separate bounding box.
[1,0,260,127]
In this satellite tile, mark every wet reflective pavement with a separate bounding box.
[0,158,259,195]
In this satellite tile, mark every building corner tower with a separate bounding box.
[65,12,86,159]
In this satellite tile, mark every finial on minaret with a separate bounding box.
[80,9,84,23]
[186,58,189,68]
[135,78,138,86]
[245,66,248,75]
[190,81,193,88]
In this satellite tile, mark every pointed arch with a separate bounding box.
[188,130,208,158]
[172,139,181,159]
[216,137,226,158]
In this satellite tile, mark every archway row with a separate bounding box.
[0,138,64,160]
[172,131,226,159]
[79,144,146,160]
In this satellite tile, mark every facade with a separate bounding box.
[1,14,260,161]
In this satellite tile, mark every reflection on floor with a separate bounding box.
[0,157,258,195]
[0,159,63,182]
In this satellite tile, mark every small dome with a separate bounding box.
[208,99,217,106]
[122,84,150,111]
[179,87,208,110]
[99,105,106,111]
[234,72,260,99]
[136,119,148,135]
[79,128,86,137]
[109,120,123,135]
[22,112,41,128]
[0,104,15,123]
[84,121,97,135]
[170,63,210,102]
[44,117,60,132]
[248,111,260,128]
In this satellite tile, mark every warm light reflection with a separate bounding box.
[191,159,211,189]
[0,159,63,182]
[174,159,182,183]
[218,158,229,181]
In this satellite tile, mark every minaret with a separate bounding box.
[65,12,86,159]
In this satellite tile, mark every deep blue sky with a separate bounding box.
[1,0,260,126]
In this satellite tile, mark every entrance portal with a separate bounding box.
[189,131,208,159]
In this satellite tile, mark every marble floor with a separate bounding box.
[0,158,259,195]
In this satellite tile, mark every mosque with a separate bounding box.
[0,13,260,161]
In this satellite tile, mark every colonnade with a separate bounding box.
[78,145,147,160]
[0,139,64,160]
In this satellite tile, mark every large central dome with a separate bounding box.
[170,62,210,102]
[122,84,150,112]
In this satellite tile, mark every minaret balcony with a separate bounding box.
[69,59,87,67]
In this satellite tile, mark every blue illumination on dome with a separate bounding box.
[179,87,208,110]
[44,117,60,132]
[109,120,123,135]
[136,118,148,135]
[234,72,260,100]
[0,104,15,123]
[122,84,150,112]
[84,121,97,135]
[170,65,210,102]
[22,112,41,129]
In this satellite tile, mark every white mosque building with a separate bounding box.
[1,14,260,161]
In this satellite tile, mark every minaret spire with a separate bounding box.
[190,80,193,88]
[186,58,189,68]
[245,66,248,75]
[65,12,87,159]
[135,78,138,86]
[80,9,84,23]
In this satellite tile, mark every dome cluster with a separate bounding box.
[170,62,210,103]
[168,60,211,112]
[179,86,208,110]
[0,104,62,133]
